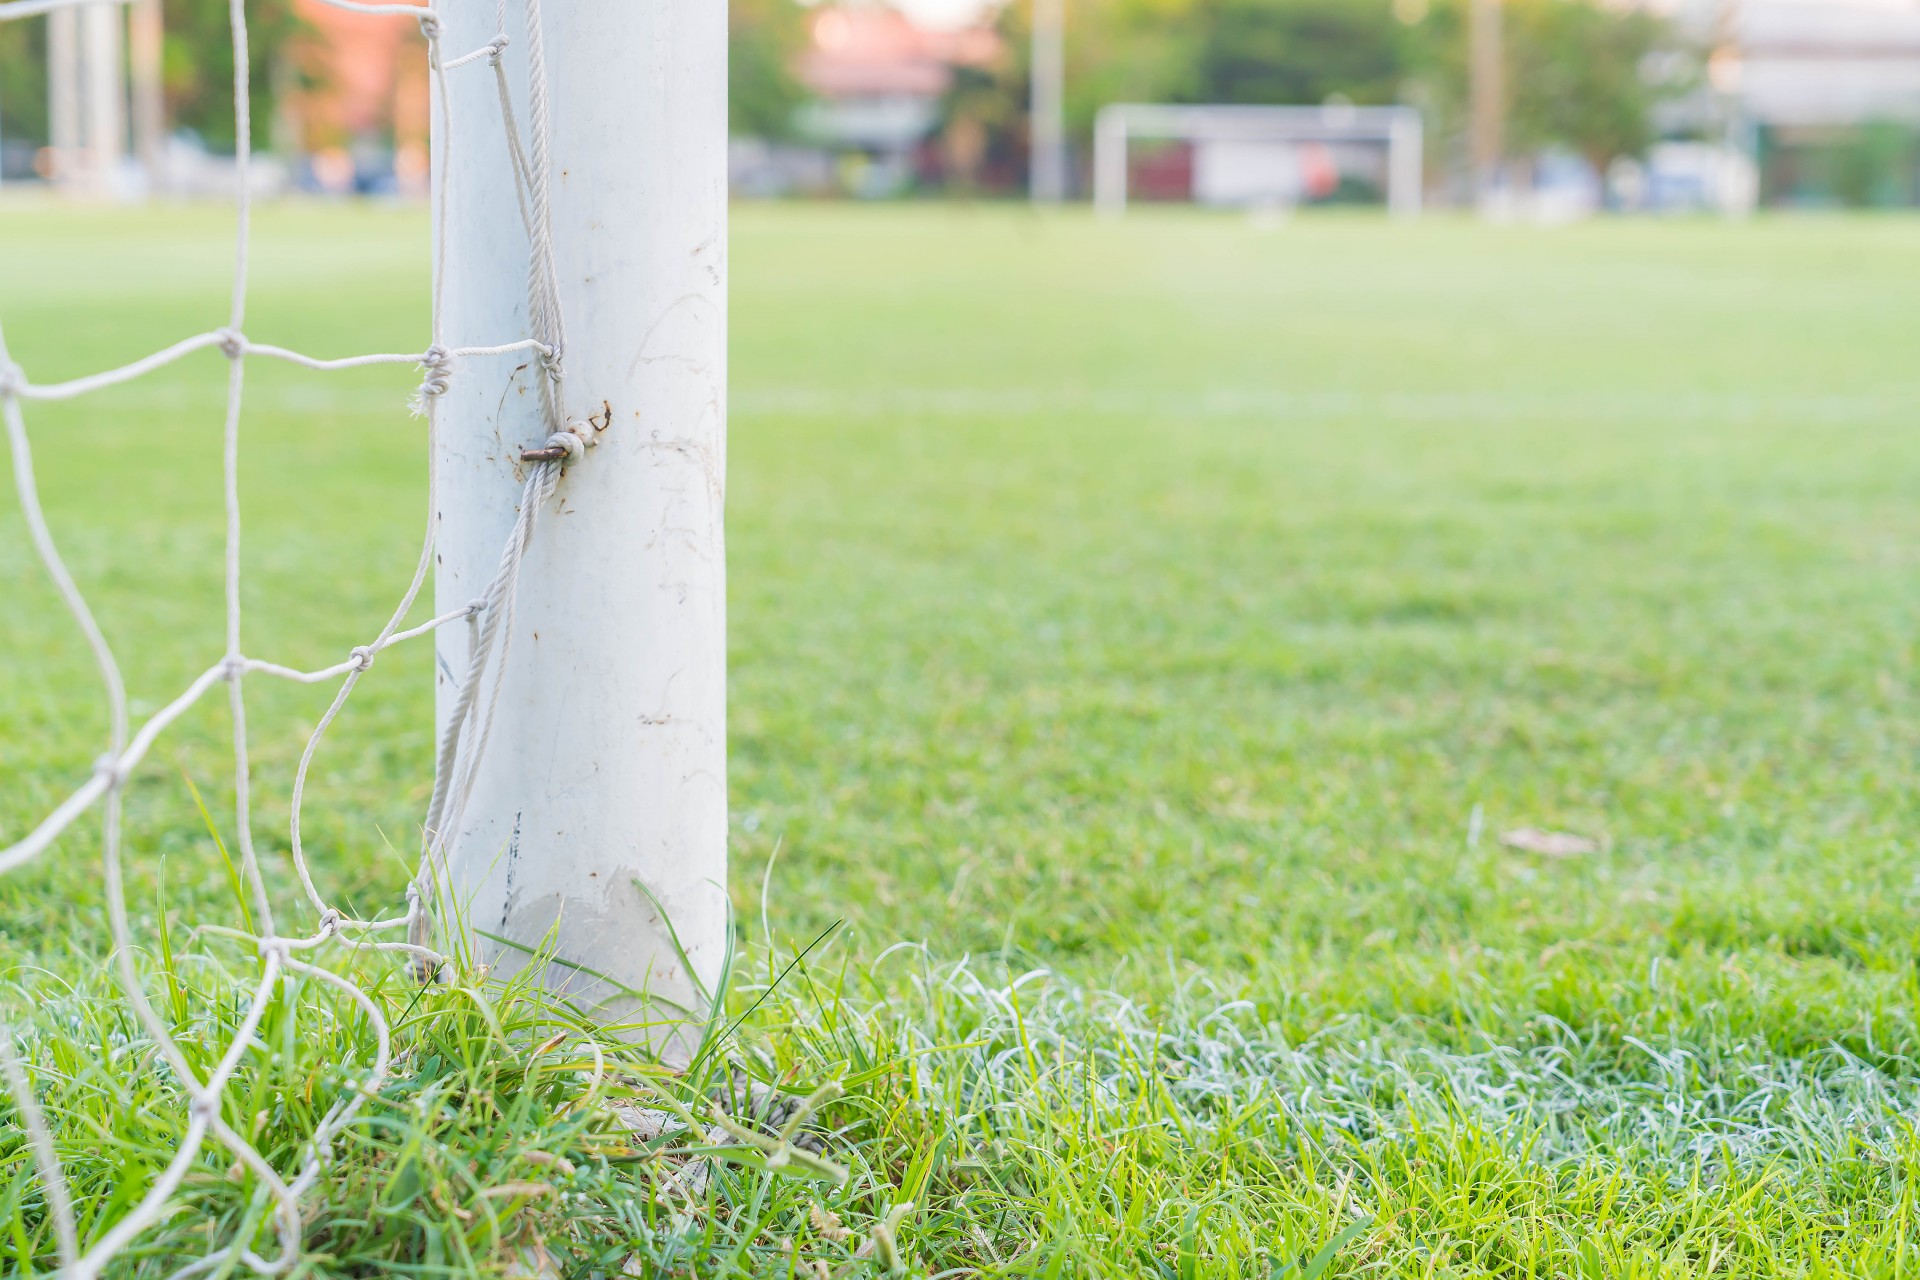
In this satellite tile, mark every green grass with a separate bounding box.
[5,200,1920,1276]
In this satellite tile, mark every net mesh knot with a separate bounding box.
[93,754,130,789]
[0,361,23,398]
[537,341,565,385]
[349,645,377,673]
[417,345,453,398]
[216,328,247,360]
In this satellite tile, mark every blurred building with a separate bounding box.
[280,0,430,196]
[744,5,998,198]
[1648,0,1920,207]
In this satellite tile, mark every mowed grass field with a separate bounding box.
[3,201,1920,1276]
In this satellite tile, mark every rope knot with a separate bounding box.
[0,361,23,398]
[348,645,377,673]
[411,345,453,416]
[487,33,510,65]
[216,328,246,360]
[93,754,130,789]
[465,597,488,618]
[521,430,585,466]
[317,907,343,936]
[221,654,248,683]
[537,341,565,385]
[416,11,442,40]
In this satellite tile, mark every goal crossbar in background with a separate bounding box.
[1093,102,1425,218]
[0,0,726,1274]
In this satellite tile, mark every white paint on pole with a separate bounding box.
[45,2,129,197]
[1030,0,1067,202]
[47,6,80,186]
[1386,110,1423,220]
[80,1,126,195]
[433,0,729,1051]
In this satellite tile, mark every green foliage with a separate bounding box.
[1190,0,1408,107]
[159,0,308,150]
[1407,0,1680,167]
[731,0,807,140]
[1501,0,1673,165]
[0,17,48,146]
[6,204,1920,1273]
[1834,122,1920,209]
[959,0,1680,186]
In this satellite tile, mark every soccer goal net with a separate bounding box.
[0,0,730,1274]
[1092,103,1425,217]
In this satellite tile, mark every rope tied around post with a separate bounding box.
[520,428,586,466]
[417,345,453,397]
[412,345,454,415]
[0,0,630,1270]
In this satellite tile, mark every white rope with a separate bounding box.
[441,34,509,71]
[11,334,554,401]
[0,0,576,1273]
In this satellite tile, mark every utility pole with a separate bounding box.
[129,0,165,194]
[46,2,129,197]
[80,1,127,196]
[1030,0,1066,203]
[47,6,80,188]
[1468,0,1504,208]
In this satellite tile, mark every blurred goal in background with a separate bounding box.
[1093,102,1425,218]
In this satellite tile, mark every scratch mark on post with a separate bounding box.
[501,809,524,930]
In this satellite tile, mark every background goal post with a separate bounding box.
[1093,103,1424,219]
[432,0,730,1050]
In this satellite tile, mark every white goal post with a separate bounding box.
[433,1,730,1050]
[1093,103,1424,218]
[0,0,731,1269]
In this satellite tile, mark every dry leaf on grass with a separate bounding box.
[1500,827,1600,857]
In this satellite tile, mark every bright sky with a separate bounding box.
[890,0,999,30]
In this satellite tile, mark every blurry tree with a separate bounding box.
[939,0,1201,190]
[935,0,1678,195]
[1408,0,1678,171]
[1834,121,1918,208]
[161,0,310,150]
[0,7,308,154]
[1504,0,1672,167]
[732,0,807,138]
[1189,0,1408,106]
[944,0,1410,189]
[0,18,49,146]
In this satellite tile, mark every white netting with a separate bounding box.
[0,0,586,1274]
